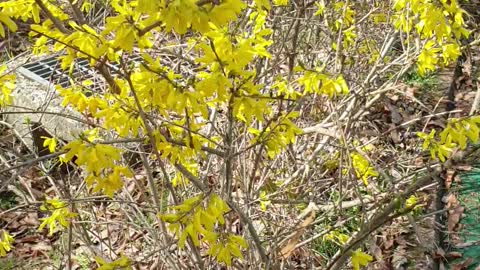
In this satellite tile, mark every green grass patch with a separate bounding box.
[403,69,439,91]
[0,257,16,270]
[0,191,17,210]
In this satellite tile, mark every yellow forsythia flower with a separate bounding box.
[351,152,378,186]
[351,249,373,270]
[0,231,14,257]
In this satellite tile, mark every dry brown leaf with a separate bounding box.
[451,234,462,244]
[448,206,464,232]
[428,120,446,129]
[446,193,459,209]
[15,241,52,260]
[445,169,455,189]
[456,92,466,102]
[127,180,136,193]
[389,124,402,144]
[385,100,403,124]
[372,242,383,261]
[445,251,463,259]
[463,91,476,100]
[21,212,39,226]
[433,248,446,259]
[406,86,417,98]
[462,54,472,77]
[414,156,424,168]
[23,167,41,180]
[279,210,315,259]
[384,238,394,250]
[29,242,52,252]
[445,193,465,243]
[451,257,474,270]
[390,95,400,102]
[455,165,472,171]
[454,175,462,185]
[17,235,46,243]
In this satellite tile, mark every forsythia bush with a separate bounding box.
[0,0,476,268]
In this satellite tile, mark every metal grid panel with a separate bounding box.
[19,55,143,93]
[20,56,93,89]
